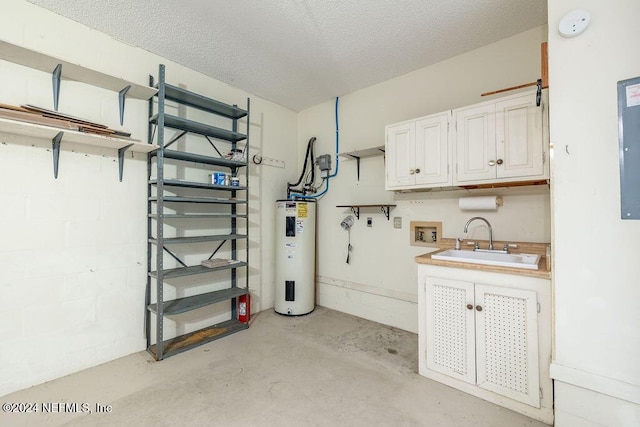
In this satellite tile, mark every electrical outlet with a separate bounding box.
[393,217,402,229]
[367,217,372,227]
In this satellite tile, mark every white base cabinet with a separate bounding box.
[418,264,553,424]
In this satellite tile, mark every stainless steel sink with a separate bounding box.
[431,249,540,270]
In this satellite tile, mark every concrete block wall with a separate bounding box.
[0,0,298,397]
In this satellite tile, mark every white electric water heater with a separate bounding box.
[275,200,316,315]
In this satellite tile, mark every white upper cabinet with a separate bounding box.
[454,90,546,185]
[386,121,416,188]
[385,90,548,191]
[415,114,450,186]
[495,94,544,179]
[453,103,496,183]
[385,111,451,190]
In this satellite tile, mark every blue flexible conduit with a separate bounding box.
[289,96,339,200]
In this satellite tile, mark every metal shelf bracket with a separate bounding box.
[118,85,131,125]
[344,154,362,181]
[117,143,134,182]
[350,206,360,219]
[52,64,62,111]
[381,205,390,220]
[52,131,63,178]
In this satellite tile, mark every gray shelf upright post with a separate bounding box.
[231,108,238,320]
[155,64,166,360]
[244,98,250,314]
[145,74,154,353]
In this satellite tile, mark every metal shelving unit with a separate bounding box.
[146,64,250,360]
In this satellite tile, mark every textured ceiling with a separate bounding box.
[26,0,547,111]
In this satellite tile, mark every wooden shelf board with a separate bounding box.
[0,117,157,153]
[148,319,248,360]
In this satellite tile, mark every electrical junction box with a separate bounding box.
[317,154,332,178]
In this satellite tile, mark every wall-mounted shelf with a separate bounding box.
[0,39,159,180]
[336,204,396,220]
[0,40,157,124]
[339,146,385,181]
[0,117,158,180]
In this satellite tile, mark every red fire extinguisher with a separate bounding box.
[238,293,250,323]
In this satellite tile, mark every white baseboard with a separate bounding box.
[316,275,417,333]
[554,381,640,427]
[550,363,640,404]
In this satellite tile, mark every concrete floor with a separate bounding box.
[1,307,547,426]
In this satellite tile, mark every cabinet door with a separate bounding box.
[495,95,544,179]
[454,103,496,183]
[425,277,476,384]
[385,122,415,188]
[415,112,451,186]
[475,284,540,408]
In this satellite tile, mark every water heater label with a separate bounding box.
[296,220,304,234]
[297,203,308,218]
[285,242,296,259]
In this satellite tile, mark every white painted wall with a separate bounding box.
[297,27,550,333]
[548,0,640,424]
[0,0,297,397]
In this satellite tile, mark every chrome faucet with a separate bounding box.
[463,217,494,250]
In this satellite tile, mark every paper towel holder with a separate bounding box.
[458,195,503,211]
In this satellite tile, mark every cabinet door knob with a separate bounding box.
[409,169,415,175]
[496,159,504,165]
[466,304,473,310]
[475,305,483,312]
[415,168,421,174]
[488,160,496,166]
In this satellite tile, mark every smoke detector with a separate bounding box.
[559,9,591,38]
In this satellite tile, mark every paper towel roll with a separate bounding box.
[458,196,502,211]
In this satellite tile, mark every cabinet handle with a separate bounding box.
[409,169,415,175]
[415,168,421,174]
[496,159,504,165]
[488,160,496,166]
[466,304,473,310]
[475,305,483,312]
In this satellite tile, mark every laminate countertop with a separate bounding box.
[415,238,551,280]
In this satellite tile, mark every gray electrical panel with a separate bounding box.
[618,76,640,219]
